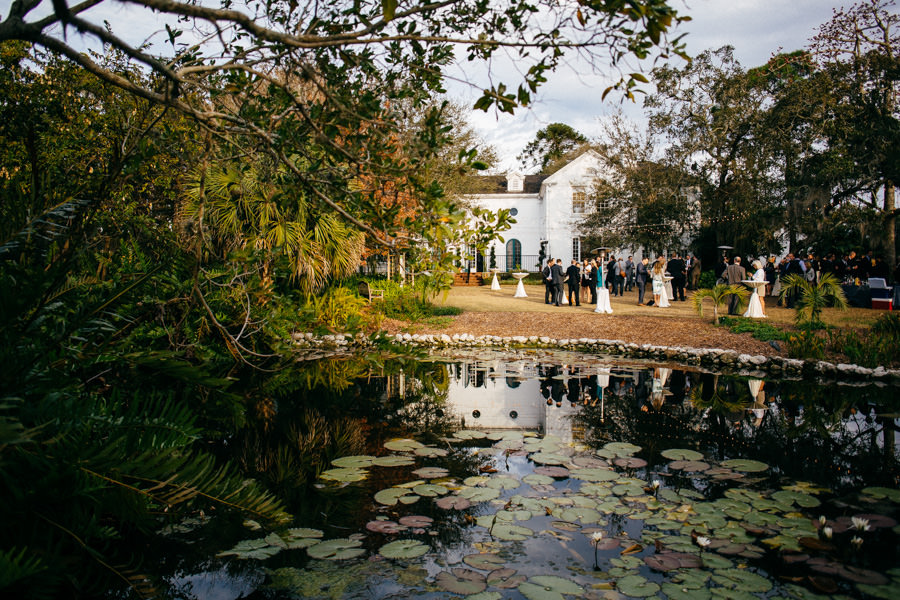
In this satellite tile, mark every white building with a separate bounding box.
[467,149,613,271]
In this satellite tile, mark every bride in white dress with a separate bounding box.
[743,260,767,318]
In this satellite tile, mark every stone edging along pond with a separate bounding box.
[290,332,900,385]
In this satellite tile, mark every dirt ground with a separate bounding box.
[383,282,882,357]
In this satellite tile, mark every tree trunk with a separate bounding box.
[885,181,896,270]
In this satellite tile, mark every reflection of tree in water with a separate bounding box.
[576,367,899,492]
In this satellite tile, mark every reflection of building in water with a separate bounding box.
[444,362,599,443]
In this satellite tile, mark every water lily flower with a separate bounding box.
[822,526,833,539]
[851,536,863,549]
[818,515,827,526]
[590,531,604,546]
[851,517,871,532]
[696,536,711,547]
[652,480,661,489]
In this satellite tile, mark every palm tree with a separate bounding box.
[180,163,364,294]
[692,284,749,324]
[779,273,847,326]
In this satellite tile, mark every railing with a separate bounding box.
[462,254,543,273]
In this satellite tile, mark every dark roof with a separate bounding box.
[479,174,547,194]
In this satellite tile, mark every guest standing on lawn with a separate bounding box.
[543,258,554,304]
[725,256,747,315]
[566,259,581,306]
[635,257,649,305]
[651,257,666,307]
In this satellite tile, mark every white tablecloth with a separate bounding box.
[490,272,501,291]
[594,288,613,313]
[657,285,670,308]
[742,280,766,318]
[514,280,527,298]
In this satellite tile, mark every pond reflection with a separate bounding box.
[153,353,899,600]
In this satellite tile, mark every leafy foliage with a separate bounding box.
[778,273,848,326]
[691,284,749,324]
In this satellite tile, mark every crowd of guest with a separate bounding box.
[539,253,701,307]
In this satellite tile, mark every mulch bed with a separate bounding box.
[384,312,783,357]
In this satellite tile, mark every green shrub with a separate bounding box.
[698,270,717,289]
[786,329,825,360]
[826,325,900,368]
[871,311,900,338]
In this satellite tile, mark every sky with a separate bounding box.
[456,0,853,172]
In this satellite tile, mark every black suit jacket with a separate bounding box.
[565,264,580,287]
[635,262,648,282]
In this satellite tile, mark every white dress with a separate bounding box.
[743,268,766,318]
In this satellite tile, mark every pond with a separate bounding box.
[153,352,899,600]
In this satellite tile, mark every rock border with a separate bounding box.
[290,332,900,384]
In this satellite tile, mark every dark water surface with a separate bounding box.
[153,352,900,599]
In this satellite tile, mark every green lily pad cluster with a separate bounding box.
[221,427,899,600]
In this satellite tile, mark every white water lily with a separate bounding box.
[652,480,661,489]
[823,526,833,539]
[818,515,827,525]
[590,531,604,546]
[851,517,871,532]
[696,536,711,547]
[851,536,864,548]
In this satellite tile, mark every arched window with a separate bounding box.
[506,239,522,271]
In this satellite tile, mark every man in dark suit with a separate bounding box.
[550,258,565,306]
[667,252,687,301]
[588,259,598,303]
[565,259,581,306]
[542,258,554,304]
[725,255,747,315]
[635,257,649,305]
[625,256,635,291]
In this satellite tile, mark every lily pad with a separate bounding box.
[436,495,472,510]
[412,466,449,478]
[365,520,405,534]
[710,568,773,593]
[603,442,642,456]
[460,486,501,502]
[491,523,534,541]
[414,446,448,458]
[645,552,702,571]
[453,429,487,440]
[384,438,424,452]
[320,467,368,482]
[435,568,486,595]
[374,487,418,506]
[661,448,704,461]
[558,507,602,524]
[613,457,648,469]
[487,568,526,588]
[662,583,712,600]
[523,473,555,486]
[306,538,365,560]
[534,466,571,478]
[571,468,619,482]
[720,459,769,472]
[530,452,570,465]
[669,460,711,472]
[616,574,660,597]
[485,476,520,490]
[372,454,416,467]
[217,538,281,560]
[413,483,448,497]
[462,552,505,570]
[398,515,433,528]
[330,455,375,468]
[379,539,429,560]
[487,430,524,441]
[772,489,821,508]
[519,575,584,600]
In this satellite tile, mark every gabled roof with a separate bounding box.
[477,174,547,194]
[541,149,603,185]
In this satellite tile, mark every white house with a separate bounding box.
[467,149,612,271]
